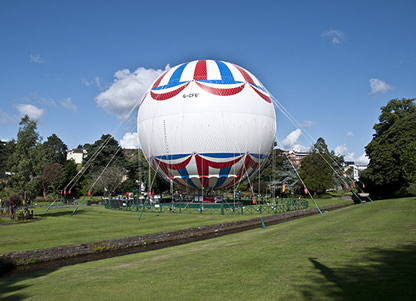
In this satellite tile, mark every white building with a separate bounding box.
[66,149,86,164]
[344,161,367,181]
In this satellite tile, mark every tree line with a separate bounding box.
[0,115,168,216]
[1,97,415,214]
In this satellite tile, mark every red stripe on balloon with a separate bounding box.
[193,60,207,80]
[250,85,272,103]
[151,70,168,89]
[226,154,261,187]
[151,82,190,100]
[195,154,244,188]
[232,64,255,85]
[153,155,193,180]
[195,81,244,96]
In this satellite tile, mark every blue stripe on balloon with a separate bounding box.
[155,153,266,160]
[250,153,268,159]
[178,168,197,188]
[197,79,243,85]
[215,166,232,187]
[153,63,189,90]
[215,61,236,84]
[201,153,243,158]
[249,82,268,93]
[155,154,191,160]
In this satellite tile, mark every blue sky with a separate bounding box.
[1,0,415,164]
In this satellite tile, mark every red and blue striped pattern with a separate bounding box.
[150,60,271,102]
[151,152,266,188]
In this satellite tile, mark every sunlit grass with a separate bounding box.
[1,197,415,300]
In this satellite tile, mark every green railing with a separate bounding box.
[104,198,308,215]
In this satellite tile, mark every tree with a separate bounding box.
[0,140,16,195]
[361,98,416,198]
[40,162,65,197]
[8,115,41,215]
[0,140,15,179]
[401,140,416,186]
[83,134,127,176]
[6,194,22,219]
[299,138,334,195]
[90,165,127,196]
[330,150,345,189]
[373,98,416,137]
[40,134,68,164]
[268,149,300,196]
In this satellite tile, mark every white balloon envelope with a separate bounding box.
[138,60,276,189]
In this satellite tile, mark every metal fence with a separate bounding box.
[104,198,309,215]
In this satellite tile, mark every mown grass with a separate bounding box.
[0,198,341,254]
[0,206,249,253]
[1,197,415,300]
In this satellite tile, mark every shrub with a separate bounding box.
[7,194,22,219]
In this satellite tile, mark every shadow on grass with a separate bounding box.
[37,208,86,217]
[0,264,58,300]
[301,244,416,300]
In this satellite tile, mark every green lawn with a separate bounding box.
[1,197,415,300]
[0,206,253,253]
[0,198,342,254]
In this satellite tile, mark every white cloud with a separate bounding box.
[369,78,392,94]
[30,54,45,64]
[356,153,369,165]
[347,131,353,136]
[334,144,369,165]
[96,65,168,118]
[301,120,315,128]
[0,111,16,124]
[322,29,345,44]
[120,132,140,149]
[335,144,349,156]
[281,129,309,152]
[16,104,44,120]
[60,97,78,111]
[82,76,103,88]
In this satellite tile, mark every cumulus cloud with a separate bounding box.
[281,129,309,152]
[30,54,45,64]
[369,78,392,94]
[96,66,168,118]
[16,104,44,120]
[120,132,140,149]
[356,153,369,165]
[334,144,369,165]
[322,29,345,44]
[60,97,78,111]
[334,144,349,156]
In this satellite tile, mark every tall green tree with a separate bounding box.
[40,134,68,164]
[299,138,334,195]
[83,134,126,174]
[361,98,416,198]
[8,115,41,214]
[80,134,129,195]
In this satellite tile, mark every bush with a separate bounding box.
[407,183,416,196]
[7,194,22,219]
